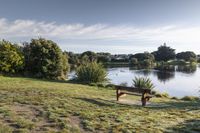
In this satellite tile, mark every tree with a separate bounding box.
[23,38,68,79]
[97,52,111,63]
[65,51,80,66]
[152,43,176,61]
[130,52,154,61]
[129,52,154,66]
[81,51,97,62]
[176,51,197,62]
[129,58,138,65]
[0,40,24,73]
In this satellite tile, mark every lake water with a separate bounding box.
[68,65,200,97]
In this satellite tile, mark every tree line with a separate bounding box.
[67,43,199,67]
[0,38,199,81]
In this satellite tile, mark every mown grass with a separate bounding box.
[0,76,199,133]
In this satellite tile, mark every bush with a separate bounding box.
[181,96,199,101]
[132,77,154,89]
[129,58,138,65]
[0,40,24,74]
[154,92,170,98]
[23,38,69,79]
[75,62,107,83]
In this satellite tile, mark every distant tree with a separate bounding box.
[23,38,68,79]
[129,58,138,65]
[176,51,197,62]
[129,52,154,66]
[152,43,176,61]
[130,52,154,61]
[81,51,97,62]
[0,40,24,73]
[97,52,111,63]
[65,51,80,66]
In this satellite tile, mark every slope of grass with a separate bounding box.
[0,76,199,133]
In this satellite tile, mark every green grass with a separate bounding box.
[0,76,199,132]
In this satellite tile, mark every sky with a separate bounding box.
[0,0,200,54]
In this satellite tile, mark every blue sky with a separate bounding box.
[0,0,200,54]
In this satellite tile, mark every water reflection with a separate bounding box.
[176,65,197,74]
[154,71,175,83]
[68,64,199,97]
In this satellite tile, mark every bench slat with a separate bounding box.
[115,85,151,94]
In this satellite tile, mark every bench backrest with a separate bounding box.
[115,85,151,94]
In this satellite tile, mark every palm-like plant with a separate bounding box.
[132,77,155,90]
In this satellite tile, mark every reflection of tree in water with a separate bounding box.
[129,66,153,76]
[133,69,152,76]
[154,65,175,83]
[154,65,175,72]
[176,65,197,74]
[153,71,175,83]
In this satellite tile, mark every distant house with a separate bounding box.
[110,54,130,62]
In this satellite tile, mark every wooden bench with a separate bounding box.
[115,85,153,106]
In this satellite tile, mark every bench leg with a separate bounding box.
[141,98,147,106]
[141,93,147,106]
[116,89,120,101]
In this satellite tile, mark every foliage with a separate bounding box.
[132,77,155,89]
[129,58,138,65]
[152,43,176,61]
[81,51,97,62]
[65,51,80,66]
[130,52,154,66]
[0,40,24,74]
[75,62,107,83]
[181,96,199,101]
[130,52,154,61]
[176,51,197,62]
[23,38,68,79]
[97,52,111,63]
[140,59,154,67]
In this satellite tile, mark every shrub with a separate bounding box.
[0,40,24,74]
[154,92,170,98]
[132,77,154,89]
[23,38,69,79]
[75,62,107,83]
[181,96,199,101]
[171,96,178,100]
[129,58,138,65]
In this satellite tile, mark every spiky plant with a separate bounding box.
[132,77,155,90]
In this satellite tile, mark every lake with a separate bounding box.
[68,65,200,97]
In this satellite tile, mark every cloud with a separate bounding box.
[0,18,200,53]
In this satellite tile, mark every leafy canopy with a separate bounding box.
[23,38,68,79]
[0,40,24,73]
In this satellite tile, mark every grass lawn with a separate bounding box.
[0,76,199,133]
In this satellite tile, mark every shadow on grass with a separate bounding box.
[75,97,200,111]
[146,100,200,111]
[74,97,141,108]
[165,119,200,133]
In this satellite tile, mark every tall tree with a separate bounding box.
[152,43,176,61]
[0,40,24,73]
[23,38,68,79]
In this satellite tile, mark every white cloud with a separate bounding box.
[0,18,200,53]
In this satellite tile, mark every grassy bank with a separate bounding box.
[0,76,199,132]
